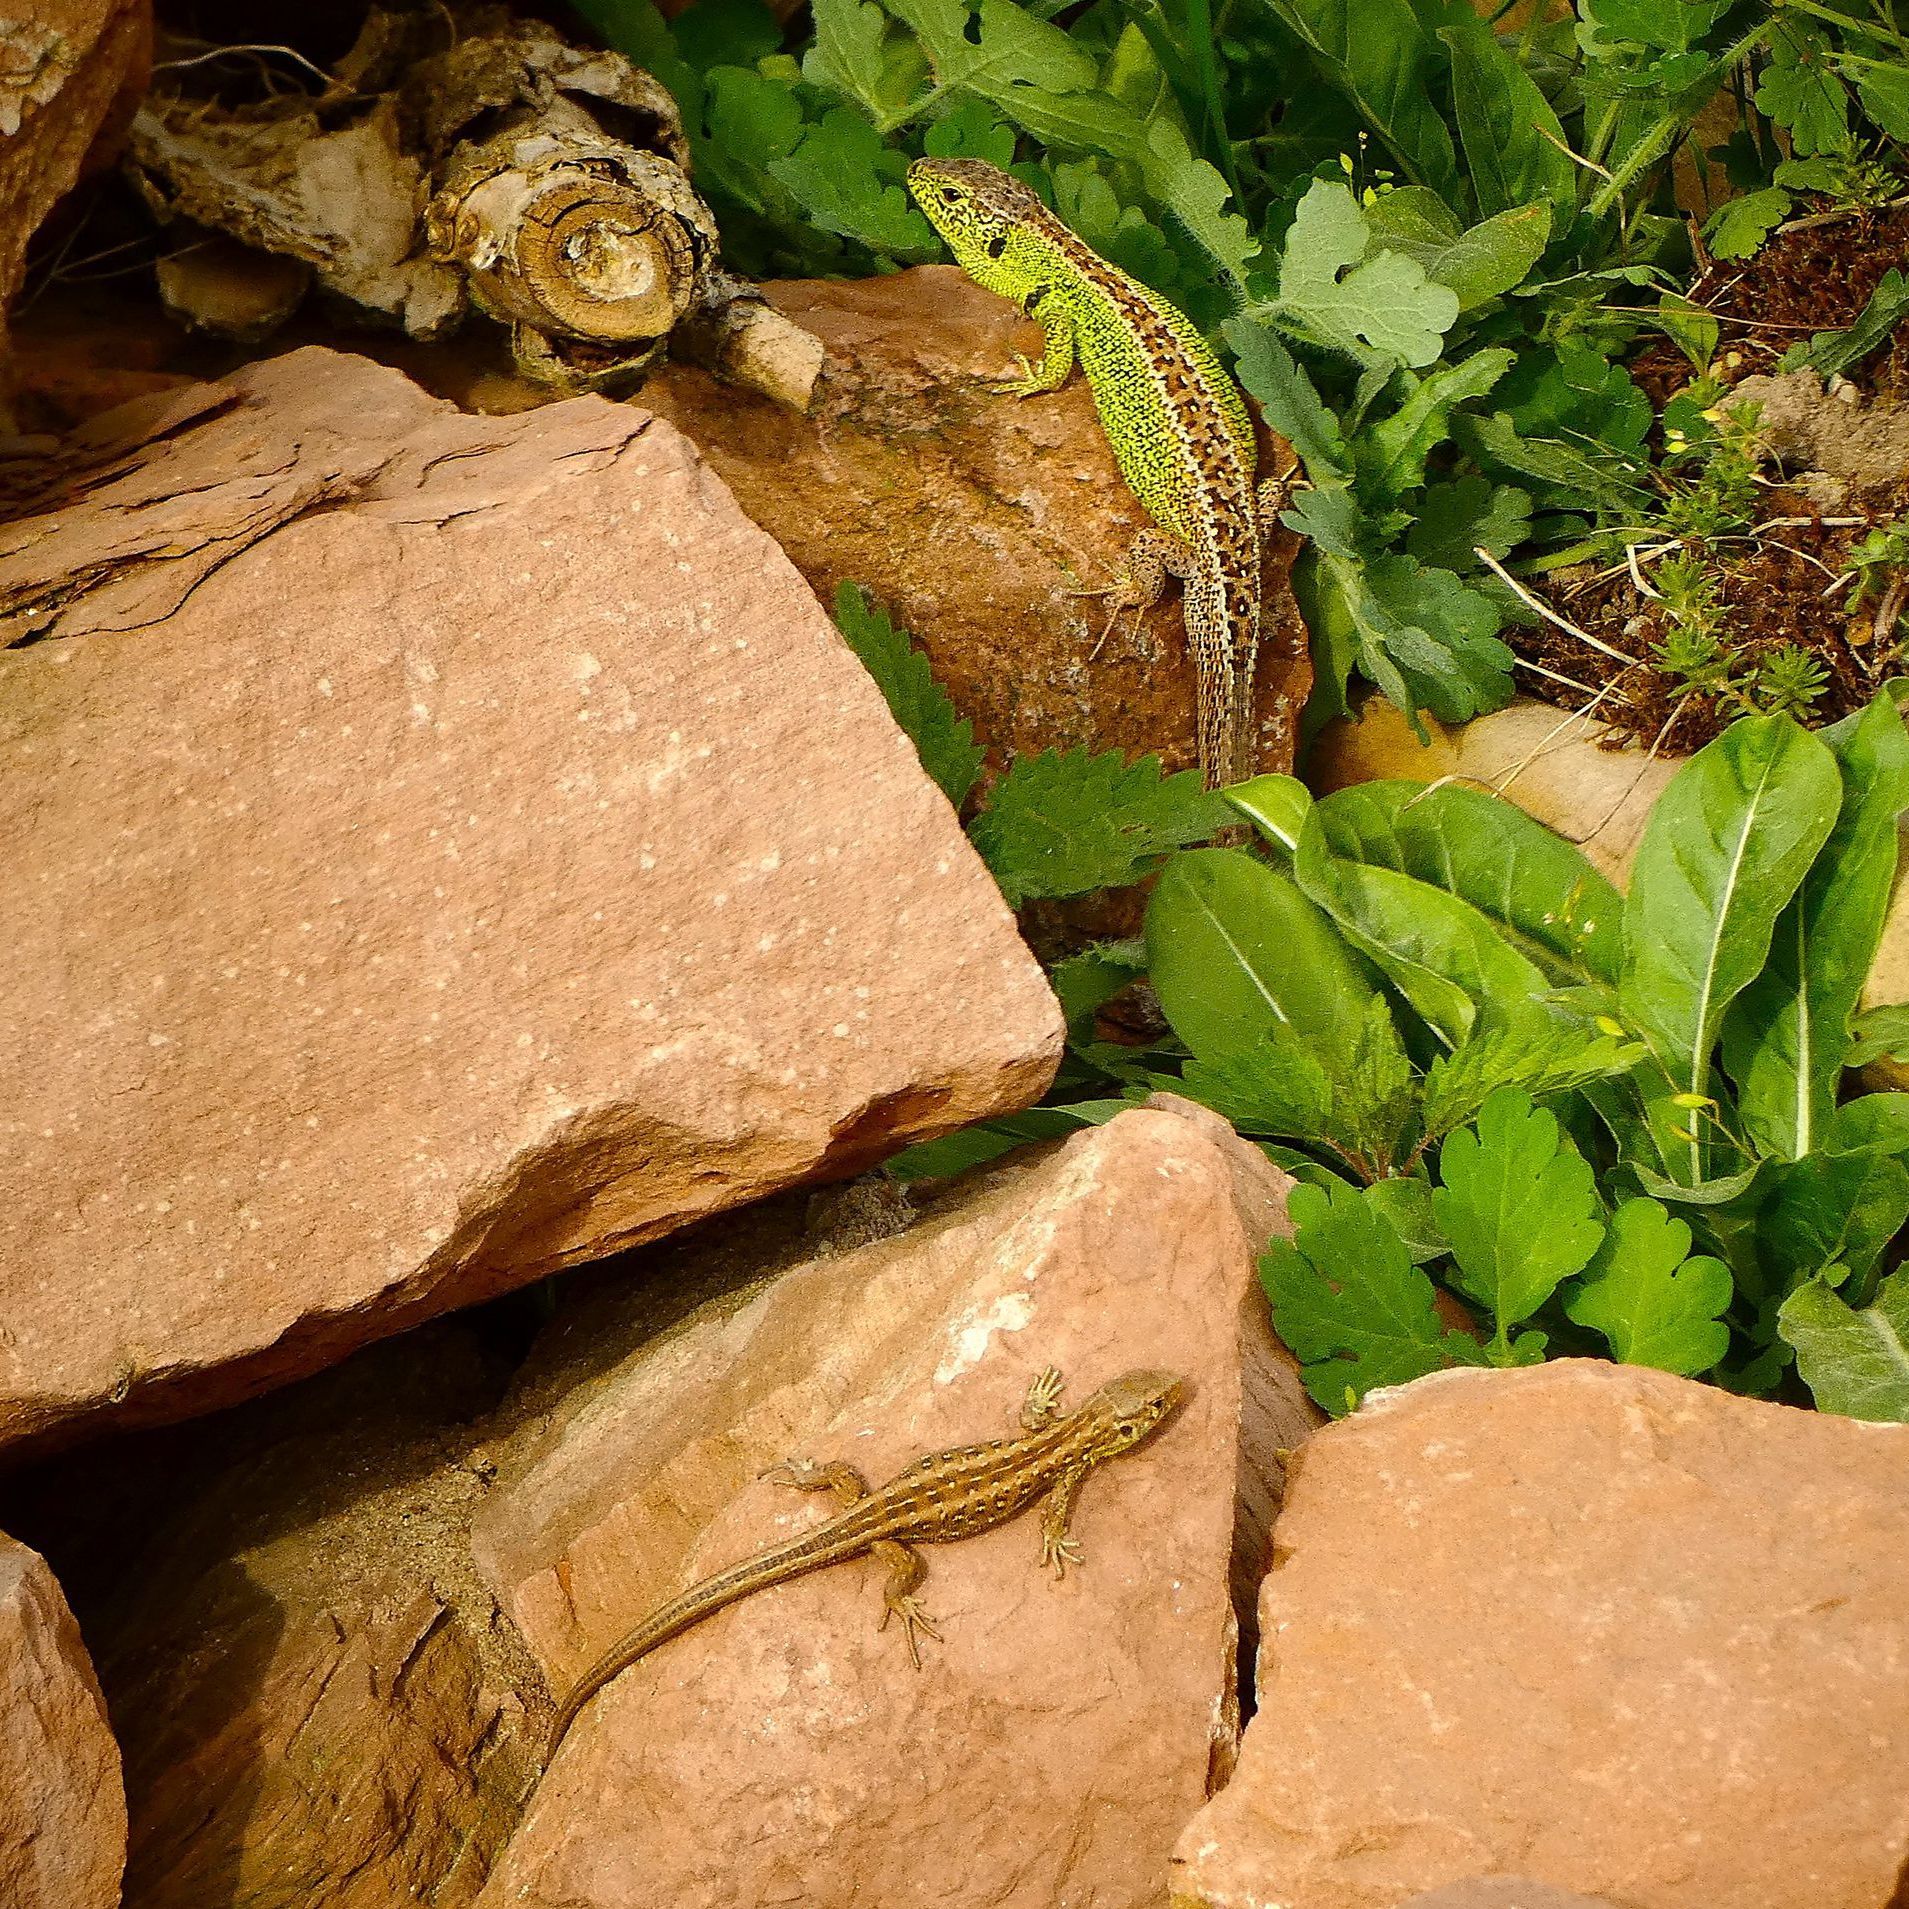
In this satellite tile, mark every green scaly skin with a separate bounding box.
[907,157,1285,787]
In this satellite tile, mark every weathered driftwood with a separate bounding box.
[126,8,819,408]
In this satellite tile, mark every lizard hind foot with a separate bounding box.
[1041,1532,1086,1580]
[880,1593,943,1669]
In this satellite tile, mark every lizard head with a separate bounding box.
[1083,1369,1187,1453]
[906,157,1069,302]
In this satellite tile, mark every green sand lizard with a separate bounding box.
[908,156,1287,788]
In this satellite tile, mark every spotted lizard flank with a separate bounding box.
[907,156,1287,789]
[547,1365,1186,1752]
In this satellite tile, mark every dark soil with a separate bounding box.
[1519,493,1909,753]
[1521,198,1909,750]
[1631,197,1909,406]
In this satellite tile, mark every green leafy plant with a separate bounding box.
[832,584,1230,902]
[1146,698,1909,1415]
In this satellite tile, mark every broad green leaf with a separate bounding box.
[1273,179,1460,368]
[1295,809,1549,1045]
[1620,714,1842,1183]
[1428,204,1554,309]
[1723,693,1909,1159]
[1779,1271,1909,1421]
[832,584,983,807]
[1363,186,1461,261]
[1146,849,1381,1062]
[1254,0,1461,200]
[1438,17,1579,215]
[1853,60,1909,141]
[1847,1004,1909,1069]
[805,0,915,118]
[1565,1196,1731,1375]
[1497,339,1651,458]
[1261,1178,1485,1413]
[1225,772,1314,854]
[1314,780,1624,985]
[1433,1087,1604,1347]
[1363,1173,1444,1262]
[970,748,1228,905]
[1761,1147,1909,1290]
[1354,349,1515,512]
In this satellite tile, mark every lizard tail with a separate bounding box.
[1185,569,1259,793]
[548,1528,858,1753]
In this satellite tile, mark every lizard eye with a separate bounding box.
[940,188,962,204]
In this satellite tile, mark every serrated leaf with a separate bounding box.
[1756,25,1850,158]
[1354,349,1514,511]
[1704,187,1791,262]
[1274,179,1459,368]
[1360,555,1515,721]
[768,110,940,255]
[1420,1011,1643,1140]
[1565,1196,1731,1375]
[970,748,1226,906]
[1779,1271,1909,1421]
[1406,477,1533,570]
[1181,1023,1336,1140]
[1433,1087,1604,1345]
[832,584,983,806]
[1048,941,1145,1041]
[1261,1178,1485,1414]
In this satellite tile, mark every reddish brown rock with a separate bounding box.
[0,1530,125,1908]
[0,346,1062,1453]
[472,1100,1319,1909]
[0,2,151,365]
[641,268,1312,780]
[1172,1361,1909,1909]
[29,1327,539,1909]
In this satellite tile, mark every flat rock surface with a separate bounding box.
[1172,1361,1909,1909]
[0,346,1061,1451]
[642,267,1312,781]
[474,1101,1318,1909]
[0,1530,125,1909]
